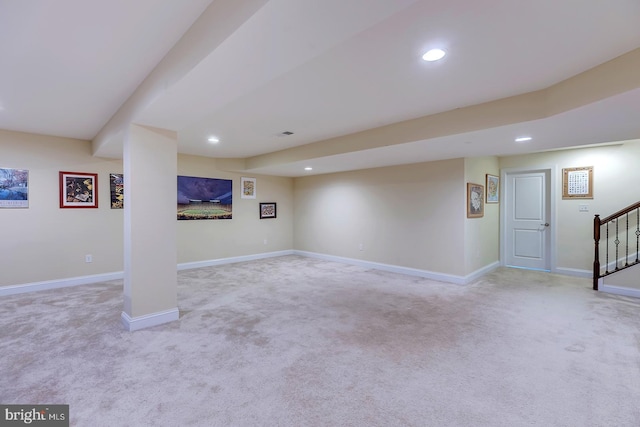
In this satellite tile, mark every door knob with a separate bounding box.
[541,223,549,227]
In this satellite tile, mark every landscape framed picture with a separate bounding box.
[59,171,98,208]
[0,168,29,208]
[177,176,232,220]
[259,202,276,219]
[467,182,484,218]
[486,174,499,203]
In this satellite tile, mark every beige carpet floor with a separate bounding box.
[1,255,640,426]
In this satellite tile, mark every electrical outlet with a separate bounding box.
[85,254,93,263]
[263,239,268,245]
[358,243,364,251]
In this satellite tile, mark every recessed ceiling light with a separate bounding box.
[515,136,532,142]
[207,136,220,143]
[422,48,446,62]
[276,131,295,138]
[304,167,313,171]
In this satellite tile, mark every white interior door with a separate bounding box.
[505,170,551,271]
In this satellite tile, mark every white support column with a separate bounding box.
[122,124,179,331]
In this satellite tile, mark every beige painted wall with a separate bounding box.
[293,159,467,276]
[499,139,640,273]
[3,127,636,288]
[1,130,123,286]
[124,125,178,317]
[177,154,293,263]
[464,156,500,274]
[1,130,293,287]
[603,264,640,289]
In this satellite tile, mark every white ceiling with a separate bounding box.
[2,0,640,177]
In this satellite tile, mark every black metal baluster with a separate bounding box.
[625,213,629,267]
[593,214,601,290]
[636,208,639,263]
[615,219,620,271]
[605,222,609,274]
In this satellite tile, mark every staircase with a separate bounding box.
[593,201,640,295]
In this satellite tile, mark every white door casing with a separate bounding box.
[504,170,551,271]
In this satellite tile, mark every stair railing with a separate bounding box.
[593,201,640,290]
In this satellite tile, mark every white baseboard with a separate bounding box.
[2,249,499,295]
[177,250,295,271]
[121,308,179,332]
[554,267,591,278]
[1,251,295,296]
[0,272,124,296]
[599,284,640,299]
[294,250,499,285]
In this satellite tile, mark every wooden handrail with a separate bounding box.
[601,201,640,224]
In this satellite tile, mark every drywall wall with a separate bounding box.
[293,159,466,277]
[0,130,124,286]
[499,139,640,273]
[603,264,640,290]
[177,154,293,263]
[0,130,294,288]
[4,125,636,288]
[124,124,178,319]
[464,156,500,275]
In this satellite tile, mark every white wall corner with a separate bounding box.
[463,261,500,284]
[121,308,180,332]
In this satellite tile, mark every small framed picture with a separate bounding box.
[486,174,499,203]
[241,177,256,199]
[110,173,124,209]
[467,183,484,218]
[0,168,29,208]
[562,166,593,199]
[60,171,98,208]
[259,202,276,219]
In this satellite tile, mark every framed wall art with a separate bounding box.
[486,174,499,203]
[467,182,484,218]
[110,173,124,209]
[259,202,276,219]
[0,168,29,208]
[59,171,98,208]
[562,166,593,199]
[241,177,256,199]
[177,176,232,220]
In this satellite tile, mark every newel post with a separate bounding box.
[593,214,601,291]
